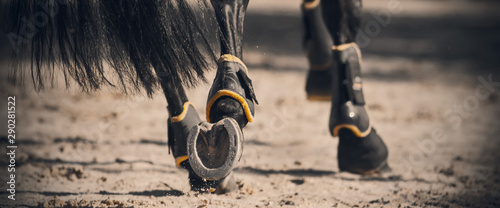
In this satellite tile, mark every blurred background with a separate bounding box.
[0,0,499,207]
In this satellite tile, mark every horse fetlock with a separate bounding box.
[210,98,248,128]
[207,55,257,128]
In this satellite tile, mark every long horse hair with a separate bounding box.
[4,0,218,96]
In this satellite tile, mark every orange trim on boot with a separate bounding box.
[332,42,363,66]
[206,90,254,123]
[170,102,196,123]
[332,123,372,138]
[303,0,321,10]
[175,155,189,167]
[218,54,248,74]
[307,95,331,101]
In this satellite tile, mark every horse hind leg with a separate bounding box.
[207,0,256,129]
[154,71,199,171]
[154,62,237,194]
[310,0,390,174]
[303,0,336,101]
[156,74,197,166]
[185,0,257,194]
[155,0,254,194]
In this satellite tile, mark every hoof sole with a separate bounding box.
[187,118,243,180]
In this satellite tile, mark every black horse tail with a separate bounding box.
[3,0,218,96]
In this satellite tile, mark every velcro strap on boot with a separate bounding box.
[333,42,365,105]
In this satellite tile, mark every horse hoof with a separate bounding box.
[187,118,243,181]
[337,128,390,175]
[189,171,238,194]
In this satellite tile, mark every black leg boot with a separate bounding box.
[329,43,390,175]
[167,102,237,194]
[303,0,335,101]
[185,55,257,193]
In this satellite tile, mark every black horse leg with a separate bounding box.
[156,64,239,193]
[321,0,364,123]
[321,0,361,45]
[304,0,389,174]
[157,73,236,193]
[211,0,247,58]
[154,73,204,175]
[207,0,257,128]
[177,0,256,193]
[303,0,335,101]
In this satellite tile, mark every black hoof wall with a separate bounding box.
[337,128,390,175]
[187,118,243,181]
[306,69,332,101]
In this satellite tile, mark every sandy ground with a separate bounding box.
[1,0,500,207]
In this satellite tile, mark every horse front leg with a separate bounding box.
[304,0,389,174]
